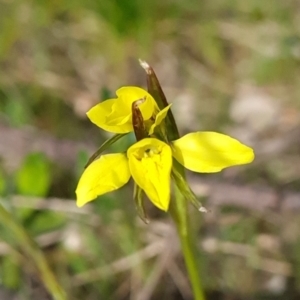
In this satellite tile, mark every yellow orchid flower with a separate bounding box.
[76,85,254,212]
[76,133,254,211]
[87,86,159,133]
[76,68,255,299]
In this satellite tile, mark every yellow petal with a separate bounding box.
[172,132,254,173]
[76,153,130,207]
[87,99,132,133]
[87,87,158,133]
[149,104,172,135]
[127,138,172,211]
[116,86,148,99]
[117,86,158,121]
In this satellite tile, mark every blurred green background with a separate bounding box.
[1,0,300,299]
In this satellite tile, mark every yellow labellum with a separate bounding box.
[127,138,172,211]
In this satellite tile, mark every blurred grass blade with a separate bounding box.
[0,202,66,300]
[85,133,128,168]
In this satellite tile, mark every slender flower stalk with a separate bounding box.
[169,185,206,300]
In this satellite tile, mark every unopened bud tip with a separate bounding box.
[139,59,150,72]
[199,206,208,213]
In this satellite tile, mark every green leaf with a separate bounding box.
[15,152,51,197]
[27,211,66,235]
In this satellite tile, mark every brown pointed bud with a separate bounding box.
[139,59,180,141]
[139,60,169,110]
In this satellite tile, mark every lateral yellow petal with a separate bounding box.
[172,132,254,173]
[87,99,132,133]
[127,138,172,211]
[149,104,172,135]
[76,153,130,207]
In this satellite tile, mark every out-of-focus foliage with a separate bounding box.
[15,153,51,197]
[0,0,300,299]
[0,168,6,196]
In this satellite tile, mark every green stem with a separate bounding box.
[169,187,206,300]
[0,203,66,300]
[140,60,205,299]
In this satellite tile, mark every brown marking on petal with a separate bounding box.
[132,97,146,108]
[132,98,148,141]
